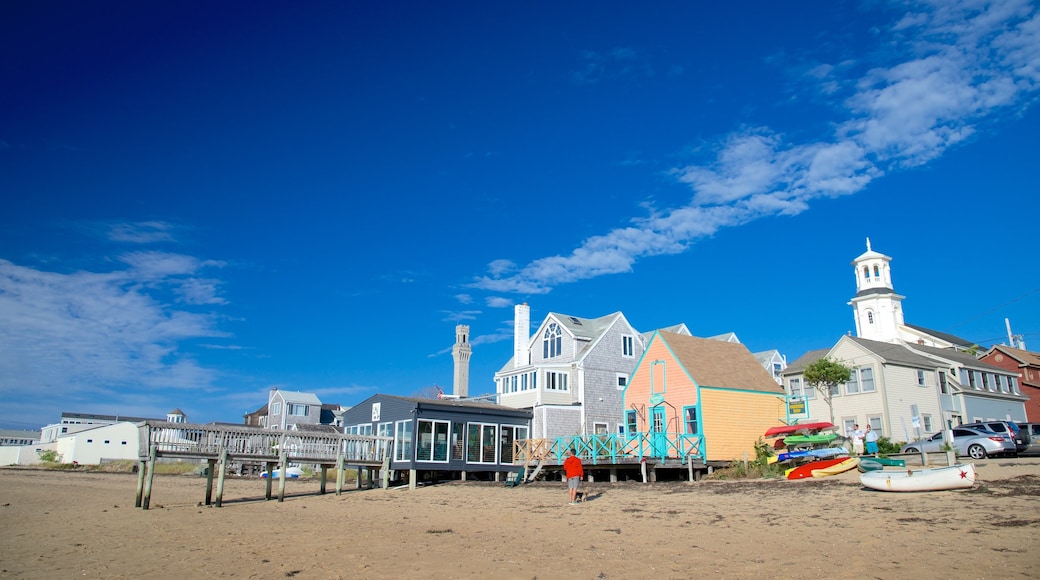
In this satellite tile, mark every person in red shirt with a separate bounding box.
[563,449,584,504]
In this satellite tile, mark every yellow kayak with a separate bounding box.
[811,457,860,477]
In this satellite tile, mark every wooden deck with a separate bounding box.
[134,421,391,509]
[514,433,712,482]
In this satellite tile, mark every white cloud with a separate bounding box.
[454,293,473,304]
[440,310,482,322]
[473,0,1039,295]
[107,221,177,244]
[0,254,231,425]
[485,296,513,308]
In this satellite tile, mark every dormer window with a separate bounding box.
[543,322,562,359]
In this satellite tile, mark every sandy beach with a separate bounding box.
[2,459,1039,579]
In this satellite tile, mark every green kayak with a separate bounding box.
[783,433,839,445]
[857,457,907,472]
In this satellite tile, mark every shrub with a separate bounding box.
[37,450,60,463]
[708,438,784,480]
[876,436,902,456]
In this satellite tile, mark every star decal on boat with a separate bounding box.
[959,470,968,479]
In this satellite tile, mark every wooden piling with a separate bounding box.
[215,449,228,507]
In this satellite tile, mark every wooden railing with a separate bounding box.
[140,421,391,465]
[514,432,704,466]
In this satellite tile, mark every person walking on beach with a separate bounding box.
[563,449,584,505]
[849,424,865,455]
[864,424,879,455]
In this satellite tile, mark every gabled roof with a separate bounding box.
[655,331,783,394]
[640,323,692,342]
[907,343,1010,372]
[292,423,342,433]
[271,390,322,405]
[903,323,974,349]
[845,337,939,369]
[547,311,621,341]
[705,331,741,343]
[782,349,832,375]
[985,345,1040,367]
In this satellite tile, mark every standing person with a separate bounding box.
[563,449,584,505]
[849,423,865,455]
[864,424,880,455]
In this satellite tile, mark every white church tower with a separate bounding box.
[452,324,471,397]
[848,238,905,343]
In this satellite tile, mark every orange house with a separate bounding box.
[623,331,787,462]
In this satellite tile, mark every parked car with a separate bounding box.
[959,421,1026,454]
[1016,423,1040,455]
[900,427,1016,459]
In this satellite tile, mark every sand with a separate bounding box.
[1,458,1039,579]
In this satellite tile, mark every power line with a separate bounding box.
[943,287,1040,331]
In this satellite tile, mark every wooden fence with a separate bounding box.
[515,432,704,466]
[135,421,391,509]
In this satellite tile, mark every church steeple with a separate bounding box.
[848,239,905,342]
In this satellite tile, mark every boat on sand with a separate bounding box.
[811,457,859,477]
[786,457,847,480]
[860,463,975,492]
[857,457,906,472]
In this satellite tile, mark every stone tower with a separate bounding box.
[452,324,471,397]
[848,238,905,343]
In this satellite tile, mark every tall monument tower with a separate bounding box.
[452,324,471,397]
[848,238,905,343]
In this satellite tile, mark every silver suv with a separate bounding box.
[960,421,1025,455]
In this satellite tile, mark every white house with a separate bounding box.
[495,304,647,439]
[783,240,1026,441]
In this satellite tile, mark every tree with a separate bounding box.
[802,358,852,426]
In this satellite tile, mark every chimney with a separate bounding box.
[514,302,530,368]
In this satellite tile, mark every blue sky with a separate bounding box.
[2,1,1039,430]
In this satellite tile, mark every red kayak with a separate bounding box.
[764,422,834,438]
[786,458,847,480]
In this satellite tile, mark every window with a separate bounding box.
[270,402,281,415]
[416,419,450,462]
[593,422,608,435]
[616,373,628,390]
[394,420,413,462]
[500,425,527,464]
[1010,376,1020,395]
[829,382,841,397]
[683,406,699,435]
[521,373,528,391]
[859,368,875,393]
[288,403,308,416]
[967,370,978,389]
[377,422,392,438]
[543,322,562,359]
[938,371,949,395]
[358,423,373,436]
[451,422,465,461]
[789,377,808,399]
[873,264,880,278]
[845,370,859,394]
[622,335,634,357]
[996,375,1008,393]
[87,439,93,443]
[982,373,992,391]
[546,371,568,391]
[922,414,933,432]
[867,416,883,435]
[467,423,498,463]
[867,311,874,325]
[916,370,926,386]
[625,410,638,436]
[104,440,110,444]
[510,375,518,393]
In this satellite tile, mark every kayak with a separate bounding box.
[783,433,839,446]
[811,457,860,477]
[764,422,835,438]
[860,463,975,492]
[786,458,848,480]
[857,457,907,472]
[768,447,848,464]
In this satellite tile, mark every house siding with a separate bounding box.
[700,388,786,461]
